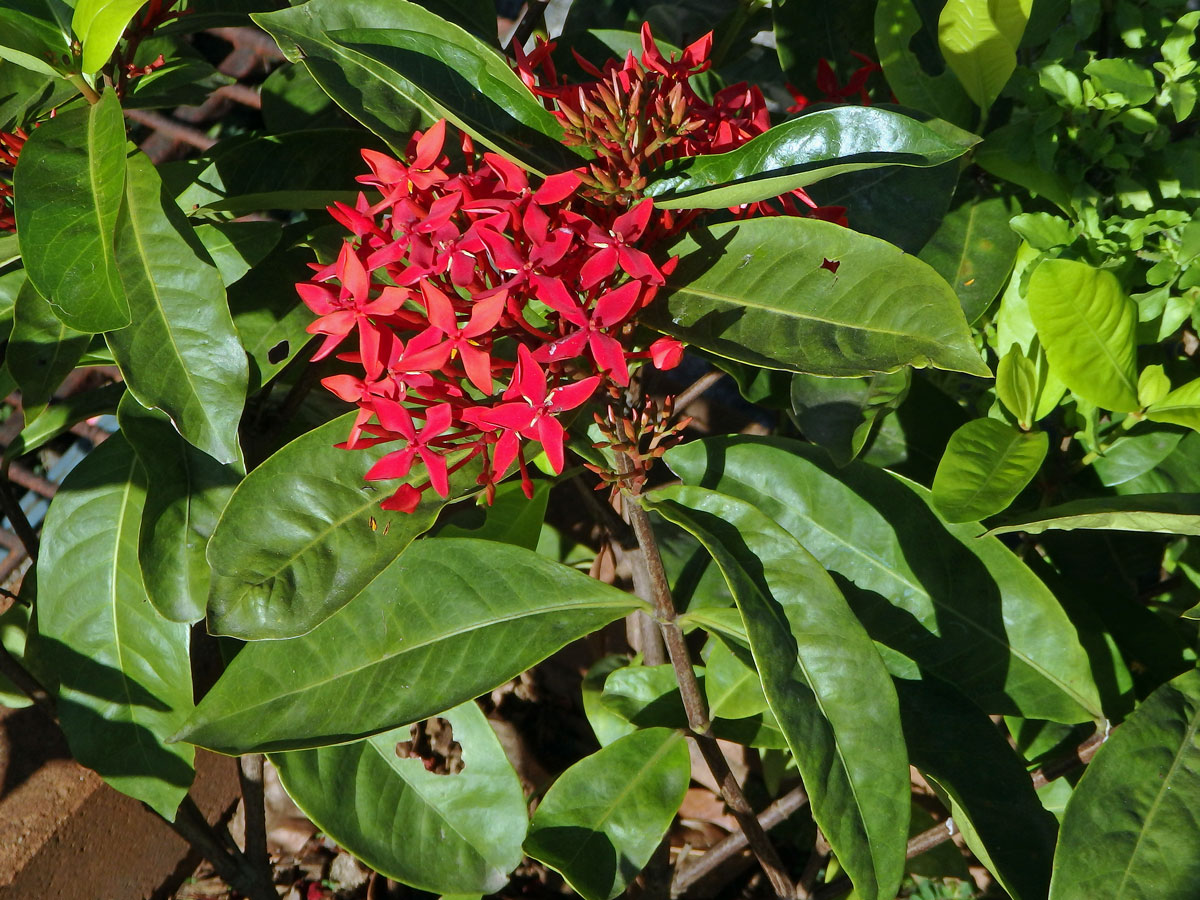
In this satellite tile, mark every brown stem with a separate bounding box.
[170,797,277,900]
[505,0,551,53]
[672,785,809,897]
[672,370,727,416]
[619,453,795,899]
[0,464,39,562]
[238,754,271,886]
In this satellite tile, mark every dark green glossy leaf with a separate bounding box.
[205,413,474,639]
[645,107,977,210]
[0,62,75,131]
[252,0,582,176]
[599,663,787,748]
[525,728,690,900]
[898,677,1057,900]
[645,485,908,900]
[1050,669,1200,899]
[666,437,1104,723]
[13,89,130,332]
[646,218,990,378]
[1028,259,1138,413]
[5,382,123,460]
[119,396,240,624]
[0,3,71,76]
[434,479,550,551]
[31,434,195,819]
[790,369,910,466]
[176,538,644,753]
[123,37,235,110]
[8,278,90,418]
[931,418,1048,523]
[271,701,526,894]
[193,220,281,288]
[105,152,248,466]
[989,494,1200,537]
[918,194,1020,323]
[260,63,343,132]
[874,0,974,128]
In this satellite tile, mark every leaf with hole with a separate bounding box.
[524,728,690,900]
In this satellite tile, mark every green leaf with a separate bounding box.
[1050,669,1200,899]
[665,436,1103,723]
[996,344,1039,430]
[13,89,131,332]
[8,278,90,418]
[205,413,475,639]
[917,193,1020,323]
[1093,427,1184,488]
[988,494,1200,537]
[1084,58,1157,106]
[105,151,248,466]
[252,0,582,176]
[931,418,1048,523]
[1146,377,1200,431]
[434,479,550,551]
[5,382,124,460]
[1028,258,1138,413]
[582,656,637,748]
[0,232,19,268]
[705,635,770,720]
[773,0,877,91]
[524,728,690,900]
[1138,366,1171,409]
[118,395,240,624]
[790,369,910,467]
[874,0,974,127]
[937,0,1031,111]
[646,218,990,378]
[897,677,1057,900]
[176,538,644,754]
[644,106,977,210]
[73,0,148,73]
[271,701,526,894]
[645,486,909,900]
[193,220,281,288]
[0,3,71,77]
[30,434,195,820]
[995,244,1066,420]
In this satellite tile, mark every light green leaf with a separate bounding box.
[73,0,148,73]
[996,344,1039,429]
[13,89,130,332]
[118,395,240,624]
[193,220,281,288]
[995,243,1066,419]
[705,637,770,720]
[1028,259,1138,413]
[176,538,644,754]
[647,218,990,378]
[205,413,474,640]
[1049,669,1200,899]
[1084,58,1157,106]
[666,437,1103,723]
[30,434,195,820]
[1138,366,1171,409]
[1093,428,1184,488]
[7,278,91,420]
[931,418,1048,523]
[790,369,910,467]
[582,656,637,748]
[252,0,582,176]
[645,106,977,210]
[525,728,690,900]
[271,701,526,894]
[106,151,248,465]
[874,0,974,127]
[918,194,1020,323]
[645,486,909,900]
[938,0,1032,110]
[987,494,1200,537]
[1146,377,1200,430]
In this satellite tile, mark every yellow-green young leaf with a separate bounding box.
[938,0,1033,110]
[1027,259,1139,413]
[1146,377,1200,431]
[875,0,974,127]
[1138,365,1172,408]
[994,243,1066,419]
[996,344,1039,429]
[74,0,149,74]
[932,418,1048,522]
[525,729,690,900]
[1049,669,1200,899]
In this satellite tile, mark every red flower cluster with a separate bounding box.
[785,52,888,113]
[300,119,684,512]
[301,25,844,512]
[0,128,27,233]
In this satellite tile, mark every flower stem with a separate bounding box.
[618,451,796,899]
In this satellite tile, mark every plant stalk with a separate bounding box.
[618,452,795,899]
[171,797,277,900]
[238,753,272,888]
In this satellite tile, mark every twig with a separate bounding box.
[170,797,277,900]
[619,452,795,899]
[796,831,829,900]
[672,370,727,416]
[672,785,809,897]
[123,108,216,150]
[505,0,551,53]
[238,754,272,886]
[0,464,39,561]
